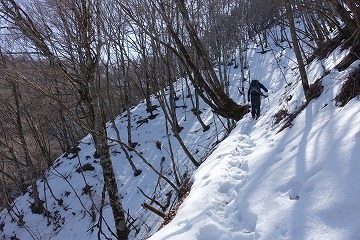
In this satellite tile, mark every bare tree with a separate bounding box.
[0,0,130,238]
[118,0,249,121]
[285,0,311,101]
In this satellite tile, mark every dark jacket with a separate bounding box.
[248,80,268,101]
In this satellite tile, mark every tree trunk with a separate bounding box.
[344,0,360,28]
[327,0,357,36]
[12,82,44,214]
[164,119,181,186]
[167,56,182,133]
[336,30,360,71]
[331,0,360,71]
[90,77,130,239]
[285,0,311,101]
[185,77,209,131]
[112,120,142,176]
[94,132,130,239]
[239,40,247,104]
[156,91,200,167]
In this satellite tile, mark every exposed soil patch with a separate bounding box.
[335,66,360,106]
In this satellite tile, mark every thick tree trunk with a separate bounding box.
[285,0,311,101]
[94,132,130,239]
[90,79,130,239]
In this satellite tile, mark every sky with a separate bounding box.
[1,26,360,240]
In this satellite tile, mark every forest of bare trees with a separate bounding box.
[0,0,359,239]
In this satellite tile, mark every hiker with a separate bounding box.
[247,79,268,120]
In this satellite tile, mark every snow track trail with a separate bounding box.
[148,120,261,240]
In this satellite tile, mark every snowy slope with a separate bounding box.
[1,32,360,240]
[148,44,360,240]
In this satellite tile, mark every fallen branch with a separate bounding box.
[141,202,166,219]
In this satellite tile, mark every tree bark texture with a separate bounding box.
[285,0,311,101]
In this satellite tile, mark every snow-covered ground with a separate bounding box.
[1,31,360,240]
[149,47,360,240]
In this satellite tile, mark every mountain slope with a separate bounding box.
[1,31,360,240]
[147,44,360,239]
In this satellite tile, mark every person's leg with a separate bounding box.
[254,95,261,119]
[251,97,256,119]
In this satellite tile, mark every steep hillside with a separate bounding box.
[1,30,360,240]
[148,40,360,240]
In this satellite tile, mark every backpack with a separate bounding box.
[250,80,261,94]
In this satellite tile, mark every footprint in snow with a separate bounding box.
[289,145,297,152]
